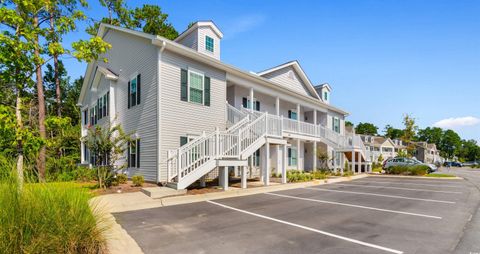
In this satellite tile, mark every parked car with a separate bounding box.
[463,161,478,167]
[443,161,463,167]
[383,157,437,173]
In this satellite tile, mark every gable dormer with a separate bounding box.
[314,83,332,104]
[257,61,320,99]
[175,21,223,60]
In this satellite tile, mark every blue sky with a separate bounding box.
[62,0,480,142]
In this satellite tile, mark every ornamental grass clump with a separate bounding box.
[0,170,108,254]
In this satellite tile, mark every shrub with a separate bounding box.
[311,171,327,180]
[116,173,128,184]
[286,170,314,183]
[343,170,354,177]
[0,174,107,253]
[385,165,429,176]
[74,167,97,182]
[132,175,144,187]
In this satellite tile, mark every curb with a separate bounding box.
[160,174,368,207]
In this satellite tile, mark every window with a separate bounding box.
[253,149,260,167]
[83,109,88,125]
[288,110,298,120]
[288,147,297,166]
[103,92,108,118]
[128,74,141,108]
[332,117,340,133]
[180,69,210,106]
[128,139,140,168]
[205,36,214,52]
[324,91,328,101]
[242,97,260,111]
[189,71,204,104]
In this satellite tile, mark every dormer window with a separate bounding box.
[324,91,328,101]
[205,36,214,52]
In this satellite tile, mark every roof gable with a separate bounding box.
[257,61,320,99]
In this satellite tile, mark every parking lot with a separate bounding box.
[114,175,478,254]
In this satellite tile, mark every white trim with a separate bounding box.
[175,21,223,42]
[187,69,205,105]
[79,23,350,116]
[207,200,403,254]
[265,193,442,219]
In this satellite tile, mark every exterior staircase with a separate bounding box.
[166,103,370,190]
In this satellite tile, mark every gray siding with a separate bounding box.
[159,50,227,181]
[198,26,221,60]
[176,31,198,51]
[262,66,314,98]
[99,29,159,181]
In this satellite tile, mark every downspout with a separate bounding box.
[155,39,167,184]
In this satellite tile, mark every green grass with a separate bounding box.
[0,174,108,253]
[426,173,456,178]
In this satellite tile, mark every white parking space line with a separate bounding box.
[305,187,456,204]
[351,180,462,188]
[333,183,463,194]
[366,178,463,185]
[208,200,404,254]
[265,193,442,219]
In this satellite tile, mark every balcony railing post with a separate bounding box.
[167,150,171,181]
[265,112,269,135]
[176,148,181,180]
[215,127,220,158]
[280,115,284,135]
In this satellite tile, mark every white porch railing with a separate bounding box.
[167,103,371,187]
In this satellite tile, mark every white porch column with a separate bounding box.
[296,104,301,129]
[357,152,361,173]
[276,145,282,175]
[276,97,280,116]
[282,144,287,184]
[351,151,356,174]
[297,139,301,171]
[234,166,238,177]
[249,87,254,113]
[109,81,116,122]
[313,109,317,125]
[219,166,228,191]
[341,153,345,175]
[265,142,270,186]
[332,150,336,173]
[241,166,247,189]
[313,142,317,171]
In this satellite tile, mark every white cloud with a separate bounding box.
[433,116,480,129]
[223,14,266,39]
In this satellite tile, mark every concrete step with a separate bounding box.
[141,186,186,199]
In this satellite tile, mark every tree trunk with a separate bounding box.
[50,11,61,117]
[15,84,24,189]
[34,15,46,182]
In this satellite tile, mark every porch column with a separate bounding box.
[357,152,361,173]
[282,144,287,184]
[249,87,254,113]
[276,97,280,116]
[332,150,336,173]
[313,109,317,125]
[276,145,282,175]
[313,142,317,171]
[297,139,301,171]
[340,153,345,175]
[200,175,206,188]
[219,166,228,190]
[351,150,356,174]
[265,142,270,186]
[241,166,247,189]
[234,166,238,177]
